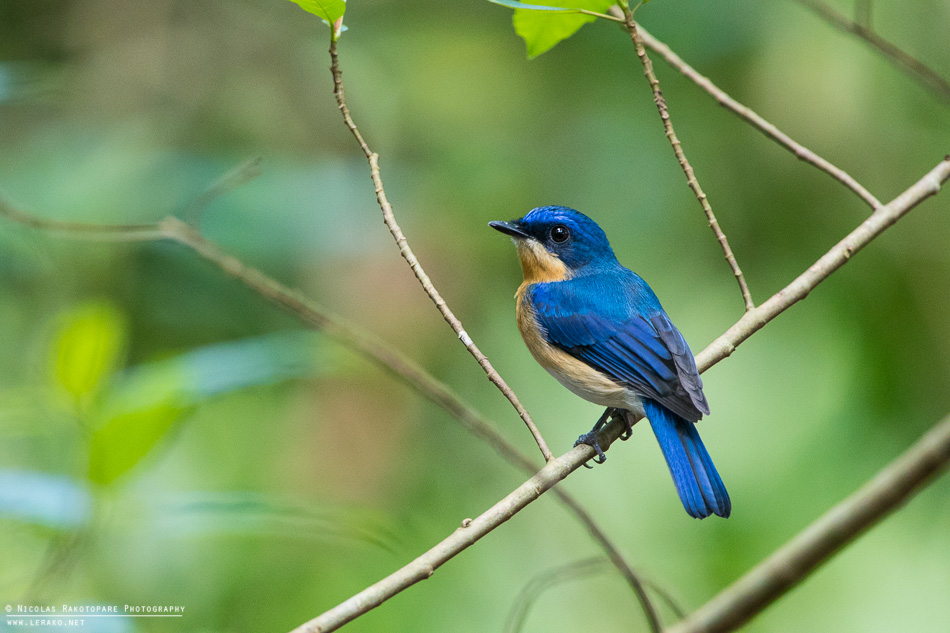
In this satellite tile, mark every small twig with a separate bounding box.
[180,156,263,222]
[550,485,662,632]
[633,24,883,210]
[696,156,950,371]
[623,11,755,312]
[0,194,164,241]
[505,557,685,633]
[667,412,950,633]
[791,0,950,105]
[506,558,613,633]
[327,39,553,462]
[289,157,950,633]
[0,196,658,627]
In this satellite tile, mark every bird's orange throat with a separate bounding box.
[515,239,569,285]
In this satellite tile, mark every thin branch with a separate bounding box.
[0,197,659,629]
[623,11,755,312]
[506,558,613,633]
[327,40,553,462]
[289,156,950,632]
[791,0,950,105]
[666,412,950,633]
[0,195,164,241]
[633,24,883,210]
[179,156,263,222]
[696,156,950,372]
[505,557,685,633]
[547,487,662,632]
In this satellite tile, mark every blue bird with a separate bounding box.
[489,206,730,519]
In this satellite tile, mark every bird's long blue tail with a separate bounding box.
[644,399,731,519]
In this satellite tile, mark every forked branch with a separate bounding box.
[634,23,883,209]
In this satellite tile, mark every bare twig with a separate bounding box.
[506,558,613,633]
[633,24,883,209]
[0,195,164,241]
[667,412,950,633]
[327,40,553,462]
[791,0,950,105]
[623,11,755,312]
[0,196,658,628]
[180,156,263,222]
[696,156,950,371]
[289,157,950,632]
[505,557,685,633]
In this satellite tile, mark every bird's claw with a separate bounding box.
[616,411,634,441]
[574,431,607,467]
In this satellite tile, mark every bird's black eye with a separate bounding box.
[550,224,570,244]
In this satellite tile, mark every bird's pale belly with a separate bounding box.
[516,284,645,416]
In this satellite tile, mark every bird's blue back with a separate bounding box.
[527,261,708,422]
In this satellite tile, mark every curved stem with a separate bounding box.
[328,40,553,462]
[624,12,755,312]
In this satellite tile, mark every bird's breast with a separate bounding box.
[516,283,642,414]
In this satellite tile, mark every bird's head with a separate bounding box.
[489,206,616,282]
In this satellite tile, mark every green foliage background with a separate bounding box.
[1,0,949,631]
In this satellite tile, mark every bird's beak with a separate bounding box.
[488,220,529,239]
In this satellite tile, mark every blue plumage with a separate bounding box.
[490,205,730,519]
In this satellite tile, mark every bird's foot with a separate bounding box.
[574,430,607,468]
[616,410,635,441]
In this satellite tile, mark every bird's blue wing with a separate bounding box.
[529,273,708,421]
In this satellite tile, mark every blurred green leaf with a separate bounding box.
[286,0,347,39]
[49,302,126,406]
[88,400,187,486]
[85,331,322,486]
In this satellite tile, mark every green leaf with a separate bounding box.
[513,10,597,58]
[85,331,324,486]
[488,0,616,58]
[286,0,347,39]
[487,0,580,10]
[88,400,188,486]
[49,302,127,405]
[87,355,188,485]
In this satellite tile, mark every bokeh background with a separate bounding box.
[1,0,949,631]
